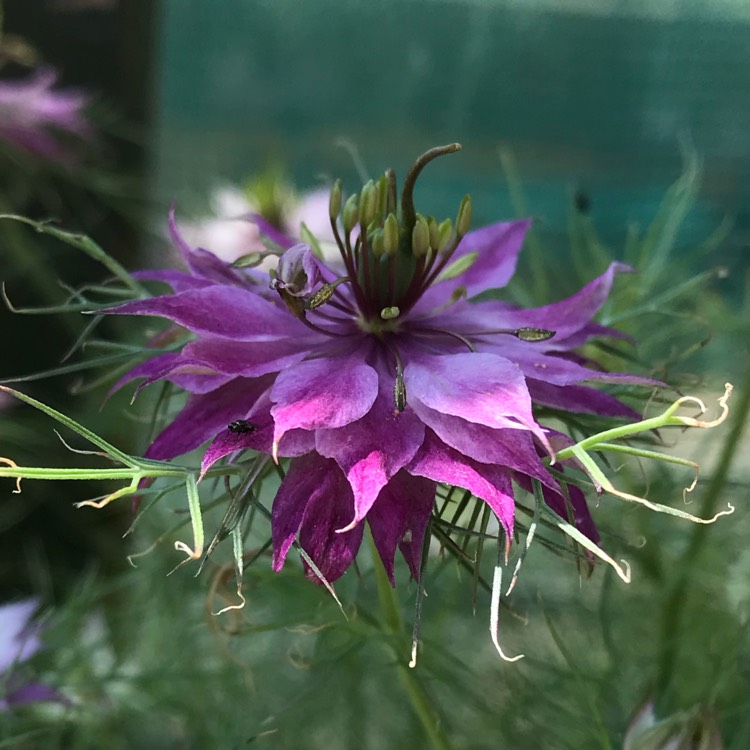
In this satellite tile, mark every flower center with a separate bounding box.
[326,143,473,324]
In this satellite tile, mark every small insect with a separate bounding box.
[227,419,257,434]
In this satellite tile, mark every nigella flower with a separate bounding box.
[0,68,90,163]
[108,144,654,585]
[0,599,62,710]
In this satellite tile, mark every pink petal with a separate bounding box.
[408,399,557,492]
[408,431,516,538]
[315,354,425,532]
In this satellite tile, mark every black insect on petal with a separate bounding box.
[227,419,257,434]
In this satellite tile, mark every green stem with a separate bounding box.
[369,535,452,750]
[656,370,750,698]
[0,466,188,481]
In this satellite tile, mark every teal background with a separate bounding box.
[155,0,750,253]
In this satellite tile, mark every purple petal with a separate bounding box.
[183,336,310,377]
[270,355,379,448]
[315,355,425,532]
[4,682,66,708]
[367,471,435,584]
[169,207,253,285]
[111,352,234,397]
[486,346,659,387]
[272,453,363,582]
[104,286,307,341]
[515,473,599,544]
[527,380,642,419]
[408,431,516,538]
[250,213,298,249]
[404,352,549,449]
[200,422,314,478]
[146,376,271,460]
[132,268,218,292]
[438,262,629,340]
[414,220,531,312]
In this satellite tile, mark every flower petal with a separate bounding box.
[408,399,557,492]
[270,355,378,449]
[316,355,425,532]
[437,262,630,340]
[183,336,310,377]
[272,453,363,582]
[408,430,516,538]
[146,376,271,460]
[367,471,435,584]
[404,352,549,449]
[415,220,530,311]
[104,285,307,341]
[527,380,642,419]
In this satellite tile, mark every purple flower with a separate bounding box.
[0,68,90,162]
[108,145,654,585]
[0,599,61,710]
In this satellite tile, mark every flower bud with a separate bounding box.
[428,217,441,251]
[438,219,453,252]
[342,194,359,234]
[329,179,342,221]
[456,194,472,237]
[360,180,378,227]
[370,229,385,258]
[412,213,430,258]
[383,213,399,256]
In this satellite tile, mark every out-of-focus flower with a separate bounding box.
[0,598,61,710]
[0,68,90,163]
[179,182,334,264]
[624,700,724,750]
[108,144,656,584]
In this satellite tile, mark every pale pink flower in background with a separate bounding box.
[0,68,90,163]
[179,185,335,264]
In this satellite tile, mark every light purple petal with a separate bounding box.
[408,431,516,538]
[0,599,40,673]
[315,355,425,532]
[437,262,629,340]
[414,220,530,312]
[367,471,435,584]
[104,286,306,341]
[404,352,549,449]
[270,355,378,448]
[146,377,271,460]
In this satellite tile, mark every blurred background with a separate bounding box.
[1,1,748,748]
